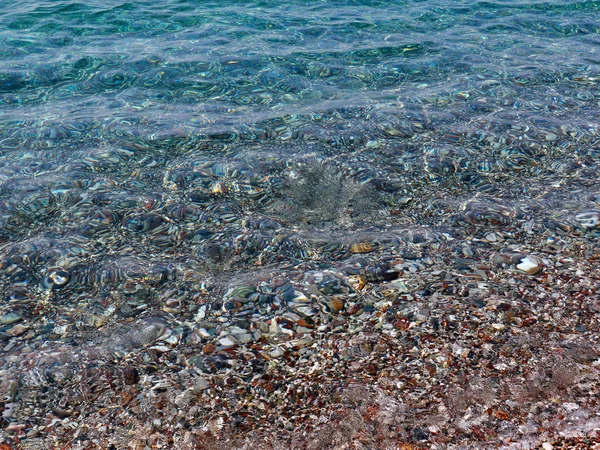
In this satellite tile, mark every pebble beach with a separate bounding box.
[1,1,600,448]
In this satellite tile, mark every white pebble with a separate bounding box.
[218,336,236,347]
[517,256,542,274]
[562,402,579,412]
[575,212,599,228]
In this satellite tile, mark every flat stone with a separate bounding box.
[517,256,542,275]
[6,324,28,337]
[218,336,237,347]
[0,313,22,325]
[194,377,210,391]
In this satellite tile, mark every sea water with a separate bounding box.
[1,0,600,446]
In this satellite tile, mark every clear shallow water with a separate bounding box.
[1,0,600,337]
[1,1,600,445]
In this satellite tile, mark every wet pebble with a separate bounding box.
[123,366,140,385]
[5,324,28,337]
[0,313,22,325]
[513,254,543,275]
[41,268,71,290]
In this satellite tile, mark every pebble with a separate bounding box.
[0,313,22,325]
[194,377,210,391]
[6,324,28,337]
[202,343,216,354]
[218,336,237,347]
[562,402,579,412]
[515,255,543,275]
[484,232,498,242]
[575,211,599,228]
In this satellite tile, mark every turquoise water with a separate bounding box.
[2,0,599,143]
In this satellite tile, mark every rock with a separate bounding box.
[123,366,140,385]
[194,377,210,391]
[0,313,22,325]
[516,255,543,275]
[6,324,28,337]
[202,343,216,354]
[218,336,237,347]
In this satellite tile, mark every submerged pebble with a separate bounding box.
[0,313,22,325]
[41,269,71,290]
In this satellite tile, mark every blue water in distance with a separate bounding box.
[1,0,599,142]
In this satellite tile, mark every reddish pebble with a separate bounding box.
[202,343,216,354]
